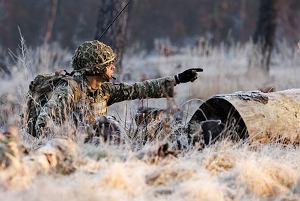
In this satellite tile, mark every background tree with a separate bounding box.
[253,0,278,73]
[44,0,58,44]
[94,0,130,73]
[1,0,300,52]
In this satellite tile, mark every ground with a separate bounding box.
[0,41,300,200]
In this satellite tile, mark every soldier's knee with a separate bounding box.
[85,116,124,144]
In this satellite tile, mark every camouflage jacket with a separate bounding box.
[35,75,176,136]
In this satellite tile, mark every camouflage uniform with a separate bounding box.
[34,41,176,137]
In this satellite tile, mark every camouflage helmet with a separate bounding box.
[72,40,116,75]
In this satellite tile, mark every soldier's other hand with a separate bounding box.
[175,68,203,84]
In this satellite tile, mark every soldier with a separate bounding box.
[28,40,202,141]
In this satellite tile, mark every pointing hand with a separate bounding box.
[175,68,203,84]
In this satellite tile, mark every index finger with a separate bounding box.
[190,68,203,72]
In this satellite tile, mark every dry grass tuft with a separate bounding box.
[205,151,237,174]
[1,42,300,200]
[175,174,227,201]
[238,158,298,198]
[99,161,148,197]
[146,162,196,186]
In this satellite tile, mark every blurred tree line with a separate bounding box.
[0,0,299,51]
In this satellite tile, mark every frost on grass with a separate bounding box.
[0,42,300,200]
[1,129,299,201]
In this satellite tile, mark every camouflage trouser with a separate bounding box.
[133,107,184,144]
[83,108,226,148]
[134,107,226,148]
[84,116,124,145]
[82,108,169,145]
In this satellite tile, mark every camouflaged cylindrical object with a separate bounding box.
[72,40,116,75]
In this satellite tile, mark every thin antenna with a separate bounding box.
[98,0,131,40]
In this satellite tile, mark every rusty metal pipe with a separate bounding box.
[188,89,300,144]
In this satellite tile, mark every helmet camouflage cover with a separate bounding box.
[72,40,116,75]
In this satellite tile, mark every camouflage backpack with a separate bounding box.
[25,71,81,137]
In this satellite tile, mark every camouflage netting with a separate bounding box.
[72,40,116,75]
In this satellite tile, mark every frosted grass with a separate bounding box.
[0,41,300,200]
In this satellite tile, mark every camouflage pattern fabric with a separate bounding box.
[34,75,176,137]
[25,73,81,137]
[84,116,125,145]
[72,40,116,75]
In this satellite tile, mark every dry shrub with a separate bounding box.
[261,159,298,189]
[0,128,22,170]
[238,158,298,198]
[1,173,126,201]
[174,174,227,201]
[0,133,79,190]
[146,162,196,186]
[203,141,238,174]
[0,127,29,189]
[25,138,79,175]
[99,161,148,197]
[75,157,105,173]
[205,151,237,174]
[1,42,300,200]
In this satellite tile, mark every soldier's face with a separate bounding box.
[105,63,116,79]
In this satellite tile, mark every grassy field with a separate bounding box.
[0,41,300,200]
